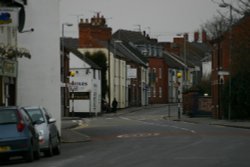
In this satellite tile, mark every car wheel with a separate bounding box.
[0,156,9,162]
[34,146,40,160]
[53,135,61,155]
[44,139,53,157]
[25,145,34,162]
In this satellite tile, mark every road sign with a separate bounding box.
[218,71,230,76]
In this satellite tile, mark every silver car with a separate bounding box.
[23,106,61,157]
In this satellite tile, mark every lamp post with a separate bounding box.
[61,23,73,117]
[219,3,232,120]
[62,23,73,60]
[176,72,182,120]
[177,33,188,90]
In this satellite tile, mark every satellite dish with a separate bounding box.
[11,2,25,32]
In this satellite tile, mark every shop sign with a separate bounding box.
[127,68,137,79]
[0,59,17,77]
[0,7,19,27]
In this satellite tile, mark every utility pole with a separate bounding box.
[219,2,233,120]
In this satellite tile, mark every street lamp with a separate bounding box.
[176,33,188,90]
[61,22,73,62]
[62,23,73,37]
[219,2,232,120]
[61,23,73,117]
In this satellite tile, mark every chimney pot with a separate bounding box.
[202,31,207,43]
[194,31,199,42]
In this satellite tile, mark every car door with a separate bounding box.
[20,108,38,141]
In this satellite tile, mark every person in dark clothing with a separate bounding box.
[112,98,118,113]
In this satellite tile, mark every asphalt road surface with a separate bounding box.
[2,106,250,167]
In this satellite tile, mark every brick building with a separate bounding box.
[78,13,112,48]
[211,13,250,118]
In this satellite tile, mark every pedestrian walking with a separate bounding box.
[112,98,118,113]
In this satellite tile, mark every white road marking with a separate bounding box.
[120,116,196,134]
[117,133,160,138]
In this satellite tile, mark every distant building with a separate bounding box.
[113,30,167,104]
[77,14,148,108]
[162,32,211,90]
[67,47,101,116]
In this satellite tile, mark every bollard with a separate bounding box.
[168,104,171,118]
[178,103,181,120]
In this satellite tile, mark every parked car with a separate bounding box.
[23,106,61,157]
[0,106,40,162]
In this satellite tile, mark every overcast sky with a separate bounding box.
[60,0,229,42]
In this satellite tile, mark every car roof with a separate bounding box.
[0,106,19,110]
[22,106,42,110]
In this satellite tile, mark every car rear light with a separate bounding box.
[17,110,25,132]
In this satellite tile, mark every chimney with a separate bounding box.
[194,31,199,42]
[202,30,207,43]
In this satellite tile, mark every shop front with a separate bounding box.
[0,58,17,106]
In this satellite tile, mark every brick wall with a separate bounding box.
[148,57,168,104]
[183,91,212,117]
[78,13,112,48]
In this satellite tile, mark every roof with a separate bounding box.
[101,40,148,67]
[112,29,157,45]
[162,51,186,69]
[69,48,101,69]
[61,37,79,49]
[115,41,148,66]
[62,38,101,69]
[178,42,211,67]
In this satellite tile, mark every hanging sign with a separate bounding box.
[0,7,19,27]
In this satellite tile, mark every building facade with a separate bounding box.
[16,0,61,130]
[211,14,250,118]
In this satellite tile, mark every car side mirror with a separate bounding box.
[48,118,56,124]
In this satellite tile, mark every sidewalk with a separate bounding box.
[61,104,250,143]
[176,115,250,129]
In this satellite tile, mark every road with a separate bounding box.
[2,106,250,167]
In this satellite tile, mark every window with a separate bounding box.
[148,88,151,97]
[98,71,101,80]
[153,87,156,97]
[159,87,162,98]
[93,69,96,79]
[159,68,162,79]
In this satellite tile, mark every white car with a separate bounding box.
[23,106,61,157]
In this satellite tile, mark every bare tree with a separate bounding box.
[201,15,228,40]
[204,0,250,40]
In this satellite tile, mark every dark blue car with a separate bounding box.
[0,107,40,162]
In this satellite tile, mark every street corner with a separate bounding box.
[61,129,91,143]
[62,117,89,130]
[72,119,89,129]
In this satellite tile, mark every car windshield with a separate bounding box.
[0,109,18,124]
[26,108,45,124]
